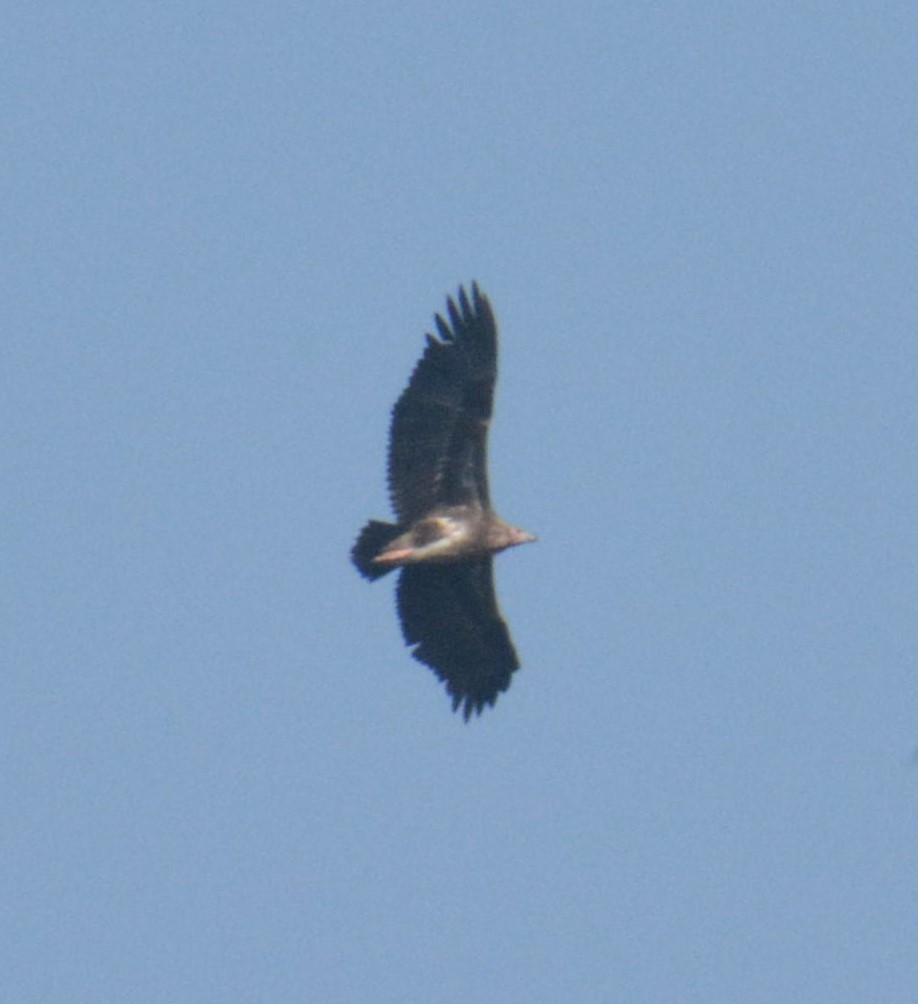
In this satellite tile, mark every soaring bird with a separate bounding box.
[352,283,536,718]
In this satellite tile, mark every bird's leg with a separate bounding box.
[372,547,415,566]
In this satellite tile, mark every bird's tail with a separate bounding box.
[351,520,402,581]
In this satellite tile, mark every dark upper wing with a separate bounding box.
[387,284,497,522]
[396,559,520,719]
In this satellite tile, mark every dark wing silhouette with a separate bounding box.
[388,284,497,523]
[396,559,520,719]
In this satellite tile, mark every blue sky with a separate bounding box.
[4,3,918,1001]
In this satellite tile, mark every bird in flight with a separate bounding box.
[352,283,536,718]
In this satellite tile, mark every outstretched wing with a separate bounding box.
[388,284,497,523]
[396,559,520,719]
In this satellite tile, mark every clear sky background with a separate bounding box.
[4,3,917,1001]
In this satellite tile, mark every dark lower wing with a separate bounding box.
[396,559,520,719]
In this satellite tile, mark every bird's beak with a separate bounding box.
[511,527,538,546]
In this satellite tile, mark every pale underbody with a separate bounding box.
[372,508,536,569]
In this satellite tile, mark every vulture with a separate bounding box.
[352,283,536,718]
